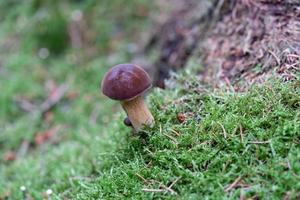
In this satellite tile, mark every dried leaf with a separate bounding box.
[3,151,16,162]
[34,126,62,146]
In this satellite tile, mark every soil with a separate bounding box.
[141,0,300,90]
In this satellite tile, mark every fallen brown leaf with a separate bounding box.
[34,126,62,146]
[3,151,16,162]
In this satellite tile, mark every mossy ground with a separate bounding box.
[1,1,299,200]
[70,75,300,199]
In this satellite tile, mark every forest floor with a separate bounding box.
[0,1,299,199]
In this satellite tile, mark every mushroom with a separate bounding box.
[101,63,154,131]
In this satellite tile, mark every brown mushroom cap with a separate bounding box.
[101,63,152,101]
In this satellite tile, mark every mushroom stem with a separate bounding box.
[121,96,154,131]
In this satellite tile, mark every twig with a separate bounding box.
[287,54,300,58]
[162,133,178,145]
[239,124,244,143]
[269,141,276,157]
[224,176,242,192]
[159,124,162,134]
[268,50,281,66]
[142,188,166,193]
[287,160,292,170]
[160,184,177,195]
[287,62,300,68]
[168,177,180,190]
[135,173,148,183]
[142,185,177,195]
[248,141,270,144]
[40,84,68,113]
[138,175,179,195]
[286,159,300,178]
[144,148,154,156]
[149,179,178,195]
[170,129,181,136]
[165,177,181,195]
[217,122,227,139]
[15,83,68,115]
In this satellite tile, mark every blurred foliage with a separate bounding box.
[0,0,153,55]
[0,0,154,198]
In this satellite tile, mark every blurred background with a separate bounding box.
[0,0,159,198]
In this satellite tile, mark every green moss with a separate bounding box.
[69,76,300,199]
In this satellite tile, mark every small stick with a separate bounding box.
[239,124,244,143]
[170,129,181,136]
[287,160,292,170]
[41,84,68,113]
[287,54,300,58]
[268,50,280,66]
[137,174,179,195]
[217,122,227,139]
[150,180,177,195]
[224,176,242,192]
[162,133,178,145]
[152,181,176,195]
[168,177,180,190]
[135,173,148,183]
[142,188,166,193]
[160,185,177,195]
[165,177,181,195]
[248,141,270,144]
[144,148,154,156]
[159,124,162,134]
